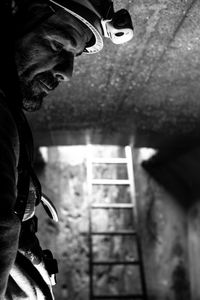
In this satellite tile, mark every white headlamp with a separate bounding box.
[49,0,134,54]
[101,9,134,45]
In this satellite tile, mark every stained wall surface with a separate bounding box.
[35,146,193,300]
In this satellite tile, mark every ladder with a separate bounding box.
[87,145,148,300]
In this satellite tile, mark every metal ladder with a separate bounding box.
[86,145,148,300]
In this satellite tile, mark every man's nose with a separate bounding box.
[53,52,74,82]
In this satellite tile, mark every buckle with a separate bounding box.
[43,249,58,286]
[41,194,59,222]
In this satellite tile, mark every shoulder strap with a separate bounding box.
[13,109,42,220]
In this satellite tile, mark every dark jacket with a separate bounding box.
[0,1,56,298]
[0,94,54,299]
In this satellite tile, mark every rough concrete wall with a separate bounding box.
[35,146,89,300]
[140,146,200,300]
[35,146,190,300]
[133,149,190,300]
[188,201,200,300]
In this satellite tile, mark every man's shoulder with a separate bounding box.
[0,91,20,160]
[0,91,18,134]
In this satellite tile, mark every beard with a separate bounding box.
[19,72,58,112]
[19,79,47,112]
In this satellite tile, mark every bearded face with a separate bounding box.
[15,6,92,111]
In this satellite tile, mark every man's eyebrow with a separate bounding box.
[46,24,87,55]
[49,31,86,56]
[49,29,76,45]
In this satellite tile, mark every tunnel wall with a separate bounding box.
[35,146,191,300]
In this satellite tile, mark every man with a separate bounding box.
[0,0,133,298]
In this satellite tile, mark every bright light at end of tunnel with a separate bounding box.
[138,148,157,162]
[39,146,86,165]
[40,147,48,163]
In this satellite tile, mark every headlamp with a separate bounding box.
[49,0,134,54]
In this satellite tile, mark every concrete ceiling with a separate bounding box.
[28,0,200,148]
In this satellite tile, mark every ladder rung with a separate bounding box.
[91,203,134,209]
[92,294,144,299]
[91,230,136,236]
[91,179,130,185]
[91,158,128,164]
[93,260,140,265]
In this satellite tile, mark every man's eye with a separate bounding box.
[52,41,63,52]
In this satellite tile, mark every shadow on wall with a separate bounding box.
[141,146,200,300]
[142,146,200,209]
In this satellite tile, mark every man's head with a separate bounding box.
[14,0,133,111]
[15,2,93,111]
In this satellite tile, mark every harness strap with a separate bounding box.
[14,251,54,300]
[12,109,42,221]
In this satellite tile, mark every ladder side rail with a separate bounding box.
[126,145,148,300]
[125,146,136,210]
[87,143,93,197]
[87,143,94,300]
[135,233,148,300]
[89,207,94,300]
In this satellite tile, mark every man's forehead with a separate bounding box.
[46,8,93,43]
